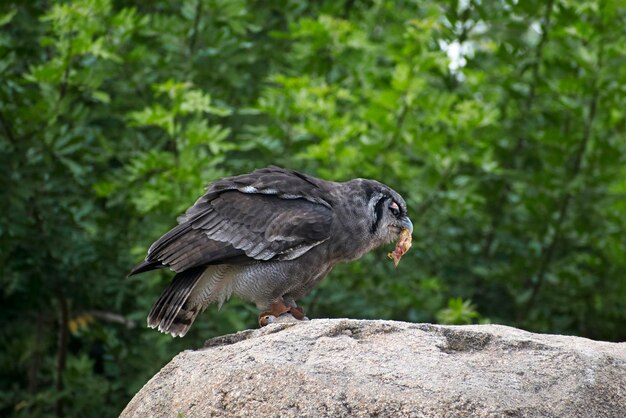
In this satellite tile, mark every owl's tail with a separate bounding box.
[147,266,206,337]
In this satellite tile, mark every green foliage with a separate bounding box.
[1,0,624,416]
[436,298,480,325]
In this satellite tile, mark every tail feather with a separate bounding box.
[160,278,198,332]
[128,259,163,276]
[153,267,200,323]
[147,266,206,337]
[152,274,194,330]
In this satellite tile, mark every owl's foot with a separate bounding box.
[258,301,306,327]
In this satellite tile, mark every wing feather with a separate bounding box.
[129,167,333,276]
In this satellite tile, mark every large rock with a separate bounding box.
[121,319,626,417]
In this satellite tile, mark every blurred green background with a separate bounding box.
[1,0,625,416]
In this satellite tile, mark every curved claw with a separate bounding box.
[258,314,276,327]
[258,300,307,327]
[288,305,305,320]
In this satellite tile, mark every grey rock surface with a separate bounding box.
[121,319,626,418]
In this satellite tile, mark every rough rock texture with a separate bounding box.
[121,319,626,418]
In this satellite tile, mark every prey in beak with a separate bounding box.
[388,216,413,267]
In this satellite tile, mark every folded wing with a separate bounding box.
[129,167,333,276]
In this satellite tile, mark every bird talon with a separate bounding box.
[258,301,307,327]
[258,314,276,327]
[288,305,305,320]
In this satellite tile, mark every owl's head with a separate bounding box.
[349,179,413,247]
[369,181,412,245]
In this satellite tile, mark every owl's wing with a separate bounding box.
[129,167,333,275]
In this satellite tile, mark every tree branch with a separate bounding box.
[55,289,69,418]
[523,16,605,314]
[188,0,203,55]
[522,0,554,117]
[58,36,73,102]
[78,310,137,329]
[28,312,45,393]
[0,109,18,145]
[482,0,555,256]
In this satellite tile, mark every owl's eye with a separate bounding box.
[389,201,400,217]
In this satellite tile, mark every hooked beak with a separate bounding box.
[399,216,413,234]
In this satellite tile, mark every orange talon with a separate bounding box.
[258,300,306,327]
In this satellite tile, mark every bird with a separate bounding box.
[129,166,413,337]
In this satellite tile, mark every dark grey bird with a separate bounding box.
[129,166,413,337]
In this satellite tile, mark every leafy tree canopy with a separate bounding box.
[1,0,624,416]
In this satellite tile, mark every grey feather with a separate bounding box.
[131,166,412,337]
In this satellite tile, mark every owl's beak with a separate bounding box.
[399,216,413,235]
